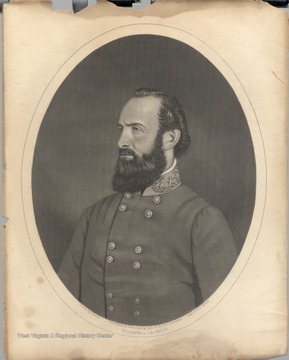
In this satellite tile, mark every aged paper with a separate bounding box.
[3,1,288,359]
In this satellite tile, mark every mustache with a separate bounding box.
[119,148,137,158]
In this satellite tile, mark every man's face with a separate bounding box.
[117,96,161,158]
[112,96,167,193]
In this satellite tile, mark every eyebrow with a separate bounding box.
[117,122,147,130]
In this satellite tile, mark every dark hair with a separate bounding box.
[132,88,191,158]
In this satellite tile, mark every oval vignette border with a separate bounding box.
[21,24,266,337]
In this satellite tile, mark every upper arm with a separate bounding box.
[191,205,238,301]
[57,205,94,298]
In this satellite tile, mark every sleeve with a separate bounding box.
[57,206,94,299]
[191,205,238,301]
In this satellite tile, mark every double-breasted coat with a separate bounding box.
[58,167,237,325]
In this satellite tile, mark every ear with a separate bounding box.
[162,129,181,151]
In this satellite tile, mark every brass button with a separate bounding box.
[107,305,114,312]
[133,261,141,269]
[119,204,127,212]
[106,255,114,263]
[134,297,141,305]
[134,310,141,317]
[144,210,153,218]
[153,195,161,204]
[124,192,132,199]
[135,246,142,254]
[108,242,116,250]
[106,292,113,299]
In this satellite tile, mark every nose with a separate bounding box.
[117,129,131,149]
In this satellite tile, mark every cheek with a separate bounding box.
[134,136,156,154]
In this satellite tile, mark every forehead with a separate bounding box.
[118,96,161,129]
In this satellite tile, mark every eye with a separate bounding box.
[132,125,142,134]
[118,126,123,132]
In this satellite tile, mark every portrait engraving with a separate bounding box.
[32,35,256,326]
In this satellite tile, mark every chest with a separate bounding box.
[87,193,196,272]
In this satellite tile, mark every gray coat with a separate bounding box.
[58,184,237,325]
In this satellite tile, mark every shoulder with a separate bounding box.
[92,192,122,209]
[193,204,230,230]
[176,184,208,205]
[176,185,234,238]
[177,186,228,219]
[192,203,235,248]
[169,184,209,216]
[80,192,123,222]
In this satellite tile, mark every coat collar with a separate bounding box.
[142,159,181,196]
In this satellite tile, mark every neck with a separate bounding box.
[161,159,177,176]
[163,150,175,171]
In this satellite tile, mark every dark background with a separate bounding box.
[32,35,256,271]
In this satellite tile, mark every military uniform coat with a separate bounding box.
[58,174,237,326]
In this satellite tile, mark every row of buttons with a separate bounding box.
[124,192,162,205]
[107,305,141,317]
[106,256,141,269]
[107,242,142,254]
[119,204,154,218]
[106,292,141,305]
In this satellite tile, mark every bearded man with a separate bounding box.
[58,88,237,326]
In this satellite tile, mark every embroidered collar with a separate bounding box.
[142,161,181,196]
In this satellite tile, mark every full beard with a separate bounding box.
[112,132,167,194]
